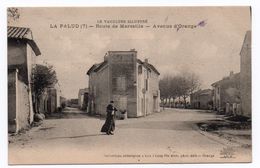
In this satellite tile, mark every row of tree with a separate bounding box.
[159,72,201,108]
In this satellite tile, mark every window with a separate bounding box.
[145,79,148,91]
[138,65,142,74]
[112,76,126,92]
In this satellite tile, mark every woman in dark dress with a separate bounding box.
[101,101,117,135]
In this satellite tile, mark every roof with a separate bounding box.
[211,72,240,87]
[240,30,251,56]
[87,50,160,76]
[137,59,160,75]
[8,26,32,39]
[86,61,107,75]
[8,26,41,56]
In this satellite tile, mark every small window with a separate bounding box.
[112,76,126,92]
[145,79,148,91]
[138,65,142,74]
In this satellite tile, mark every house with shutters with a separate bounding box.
[87,49,160,118]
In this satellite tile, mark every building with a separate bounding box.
[240,31,251,117]
[8,26,41,133]
[211,71,240,115]
[87,50,160,118]
[38,83,63,114]
[78,88,89,110]
[67,98,79,108]
[190,89,213,110]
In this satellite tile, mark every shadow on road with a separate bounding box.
[117,121,197,131]
[38,127,55,131]
[47,133,106,140]
[45,112,90,120]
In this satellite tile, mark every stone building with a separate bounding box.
[78,88,89,110]
[190,89,213,110]
[87,50,160,117]
[8,26,41,133]
[211,71,240,114]
[240,31,251,117]
[38,86,62,114]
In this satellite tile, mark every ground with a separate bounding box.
[8,107,251,164]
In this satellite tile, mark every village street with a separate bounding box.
[9,108,251,164]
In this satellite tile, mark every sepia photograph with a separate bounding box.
[6,6,251,164]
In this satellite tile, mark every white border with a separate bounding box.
[1,1,259,168]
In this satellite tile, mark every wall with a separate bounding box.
[38,90,48,113]
[8,70,17,133]
[78,88,88,109]
[109,52,137,118]
[47,88,57,113]
[137,63,145,117]
[8,39,27,66]
[191,90,212,110]
[89,65,110,116]
[147,69,160,114]
[240,31,251,117]
[16,75,30,131]
[8,69,30,133]
[26,44,36,123]
[137,63,160,117]
[212,86,221,110]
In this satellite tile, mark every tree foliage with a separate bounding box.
[31,64,58,98]
[7,8,20,23]
[159,72,201,107]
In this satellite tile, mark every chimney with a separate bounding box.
[104,52,108,61]
[144,58,148,64]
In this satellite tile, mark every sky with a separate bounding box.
[8,7,251,99]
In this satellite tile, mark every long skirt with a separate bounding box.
[101,115,115,133]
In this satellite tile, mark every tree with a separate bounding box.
[180,72,201,107]
[31,64,58,113]
[7,8,20,23]
[159,72,201,108]
[186,72,201,95]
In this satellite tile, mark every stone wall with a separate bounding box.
[8,69,30,133]
[240,31,251,117]
[8,70,17,133]
[16,76,30,131]
[109,52,137,118]
[89,65,110,116]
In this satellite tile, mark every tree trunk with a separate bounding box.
[183,96,187,108]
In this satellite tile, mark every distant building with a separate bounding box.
[87,50,160,117]
[211,71,240,115]
[78,88,89,110]
[240,31,251,117]
[38,84,63,114]
[8,26,41,133]
[190,89,213,110]
[67,98,79,108]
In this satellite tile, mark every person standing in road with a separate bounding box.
[101,101,117,135]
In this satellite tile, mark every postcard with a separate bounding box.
[7,7,251,164]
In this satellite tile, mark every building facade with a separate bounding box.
[38,82,63,114]
[190,89,213,110]
[211,71,240,115]
[87,50,160,118]
[240,31,251,117]
[8,26,41,133]
[78,88,89,110]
